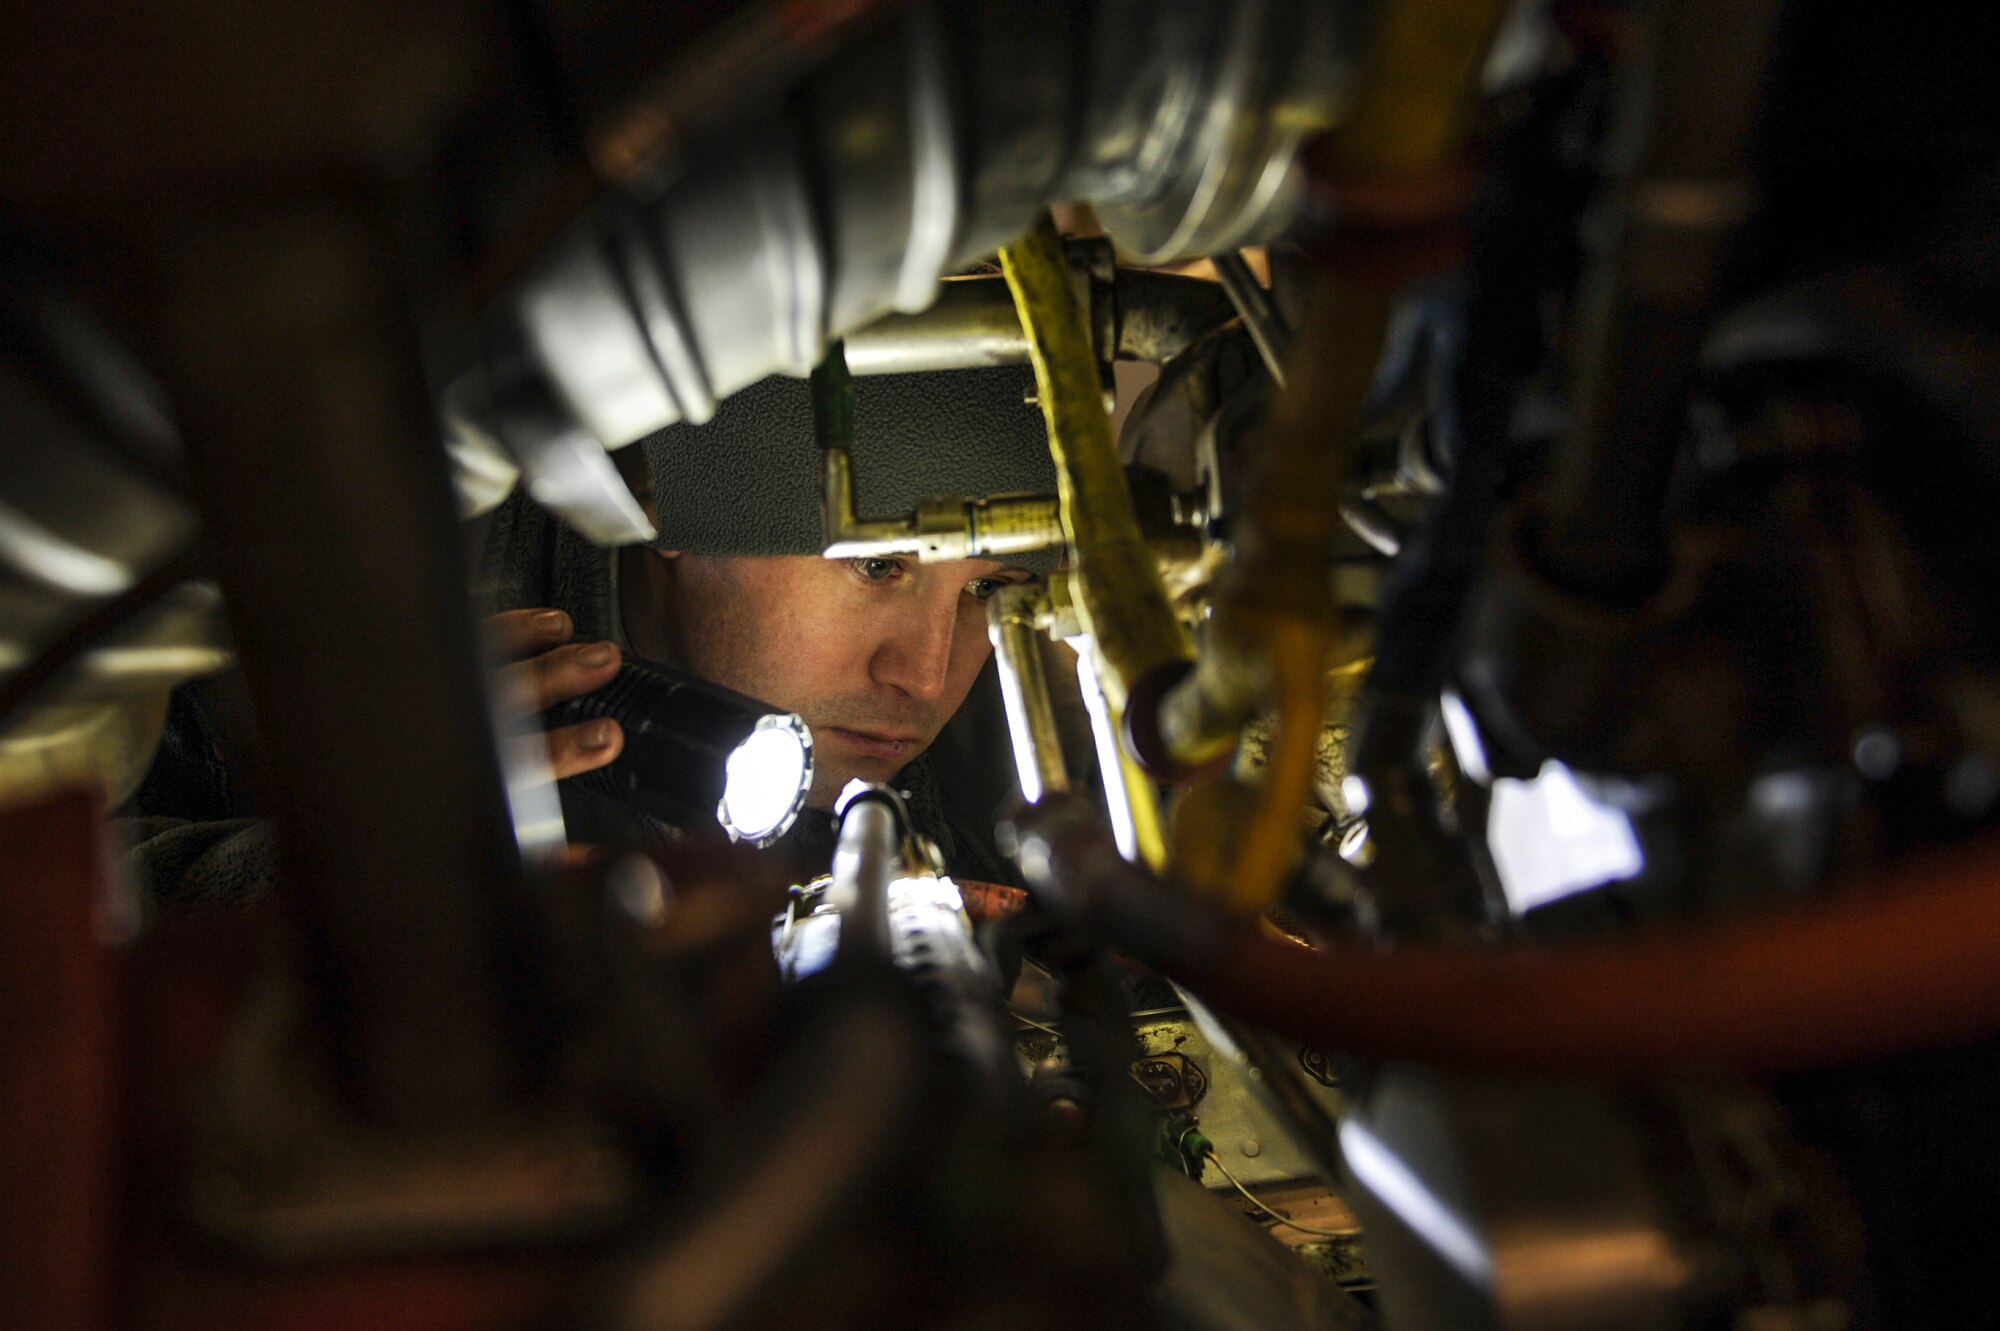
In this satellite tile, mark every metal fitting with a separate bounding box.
[820,446,1065,563]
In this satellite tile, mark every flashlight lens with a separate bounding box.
[720,718,813,844]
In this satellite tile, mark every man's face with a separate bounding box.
[631,551,1030,808]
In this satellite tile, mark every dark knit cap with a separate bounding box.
[638,364,1059,572]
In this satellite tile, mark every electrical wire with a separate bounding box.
[1013,1011,1065,1040]
[1204,1149,1354,1239]
[1011,956,1067,1039]
[1137,1058,1351,1241]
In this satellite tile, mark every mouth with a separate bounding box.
[819,726,921,764]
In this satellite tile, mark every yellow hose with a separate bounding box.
[1167,0,1513,913]
[1226,621,1331,913]
[998,216,1190,710]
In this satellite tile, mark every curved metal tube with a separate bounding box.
[1211,251,1290,387]
[842,266,1241,377]
[453,0,1365,540]
[1016,798,2000,1076]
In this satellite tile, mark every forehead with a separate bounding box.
[671,555,845,623]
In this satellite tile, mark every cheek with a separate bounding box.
[676,567,822,701]
[735,580,880,707]
[948,609,995,693]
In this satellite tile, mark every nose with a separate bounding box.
[870,590,959,703]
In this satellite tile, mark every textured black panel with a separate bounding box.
[639,364,1057,568]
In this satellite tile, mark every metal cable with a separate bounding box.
[1212,251,1289,387]
[1205,1150,1353,1240]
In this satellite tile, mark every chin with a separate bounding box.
[804,758,902,810]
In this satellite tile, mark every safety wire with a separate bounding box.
[1014,1008,1357,1241]
[1143,1080,1350,1240]
[1202,1145,1352,1240]
[1009,953,1068,1041]
[1014,1012,1064,1040]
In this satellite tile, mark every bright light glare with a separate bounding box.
[996,652,1046,803]
[720,718,812,844]
[1487,759,1643,914]
[775,910,840,980]
[1073,645,1141,863]
[1438,689,1492,785]
[889,874,966,914]
[771,875,971,982]
[1339,1118,1495,1288]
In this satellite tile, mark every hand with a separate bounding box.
[491,608,624,778]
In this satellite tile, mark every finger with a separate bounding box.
[490,608,573,659]
[504,639,622,711]
[547,717,623,780]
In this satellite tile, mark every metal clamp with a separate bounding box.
[820,446,1065,563]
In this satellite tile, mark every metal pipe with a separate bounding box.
[842,277,1032,375]
[813,337,1066,563]
[830,786,900,960]
[1072,635,1168,870]
[454,0,1367,542]
[821,445,1067,564]
[158,202,538,1126]
[999,216,1190,711]
[843,267,1243,376]
[1536,0,1787,600]
[1211,251,1290,387]
[987,585,1069,804]
[1015,799,2000,1076]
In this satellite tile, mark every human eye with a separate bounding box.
[850,556,906,584]
[965,574,1024,602]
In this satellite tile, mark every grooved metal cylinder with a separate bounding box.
[454,0,1370,538]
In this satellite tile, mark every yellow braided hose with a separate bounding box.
[998,216,1191,711]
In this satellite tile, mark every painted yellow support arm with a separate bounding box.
[998,216,1190,712]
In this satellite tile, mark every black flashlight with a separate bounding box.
[547,656,814,846]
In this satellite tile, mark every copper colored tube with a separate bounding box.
[1021,803,2000,1076]
[1211,619,1331,915]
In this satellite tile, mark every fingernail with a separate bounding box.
[534,610,568,635]
[579,721,614,750]
[577,642,615,668]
